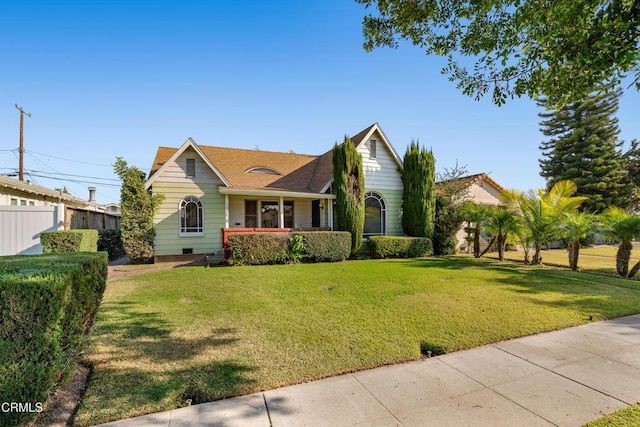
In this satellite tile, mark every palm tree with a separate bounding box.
[561,212,594,271]
[599,207,640,277]
[460,202,493,257]
[483,206,519,261]
[501,180,587,264]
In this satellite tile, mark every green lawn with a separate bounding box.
[583,405,640,426]
[76,257,640,425]
[494,245,640,277]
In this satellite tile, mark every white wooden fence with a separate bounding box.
[0,205,64,256]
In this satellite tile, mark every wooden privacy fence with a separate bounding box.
[66,207,121,230]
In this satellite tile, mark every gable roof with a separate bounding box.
[0,175,87,205]
[308,123,404,193]
[460,173,505,193]
[147,138,231,188]
[436,173,505,194]
[148,141,322,194]
[146,123,403,196]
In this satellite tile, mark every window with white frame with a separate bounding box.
[363,192,386,236]
[180,196,203,234]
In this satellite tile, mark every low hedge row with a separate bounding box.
[0,252,108,426]
[41,229,98,253]
[297,231,351,262]
[369,236,433,258]
[227,231,352,265]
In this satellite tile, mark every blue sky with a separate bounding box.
[1,1,638,205]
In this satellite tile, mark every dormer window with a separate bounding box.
[369,139,377,159]
[245,167,281,175]
[186,158,196,178]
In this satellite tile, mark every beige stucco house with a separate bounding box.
[452,173,505,252]
[146,123,404,261]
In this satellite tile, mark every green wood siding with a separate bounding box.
[152,182,225,256]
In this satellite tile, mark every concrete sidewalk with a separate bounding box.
[97,315,640,427]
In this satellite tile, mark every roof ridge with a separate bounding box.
[198,144,319,158]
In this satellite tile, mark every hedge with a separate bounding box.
[227,231,352,265]
[98,229,125,261]
[0,252,107,426]
[297,231,351,262]
[228,233,290,265]
[369,236,433,258]
[41,229,98,253]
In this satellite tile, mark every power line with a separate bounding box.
[26,151,64,176]
[24,168,121,182]
[26,172,121,188]
[27,150,113,168]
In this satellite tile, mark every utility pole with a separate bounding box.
[15,104,31,181]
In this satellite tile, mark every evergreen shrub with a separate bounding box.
[227,232,352,265]
[228,233,290,265]
[297,231,351,262]
[98,229,125,261]
[0,252,107,426]
[41,229,98,253]
[369,236,433,258]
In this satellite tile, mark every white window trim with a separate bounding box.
[179,196,204,237]
[363,191,386,236]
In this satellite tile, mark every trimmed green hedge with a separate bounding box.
[41,229,98,253]
[227,232,352,265]
[369,236,433,258]
[297,231,351,262]
[228,233,290,265]
[0,252,107,426]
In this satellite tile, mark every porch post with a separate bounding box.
[224,194,229,228]
[279,196,284,228]
[327,198,333,230]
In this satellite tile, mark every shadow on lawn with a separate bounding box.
[491,268,640,318]
[80,301,258,425]
[403,256,518,271]
[93,301,240,361]
[407,256,640,319]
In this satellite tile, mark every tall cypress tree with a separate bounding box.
[113,157,164,263]
[401,141,435,238]
[538,84,631,212]
[333,136,364,256]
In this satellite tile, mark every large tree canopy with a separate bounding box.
[357,0,640,106]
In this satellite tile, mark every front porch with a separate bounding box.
[219,189,336,230]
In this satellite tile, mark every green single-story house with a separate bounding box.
[146,123,405,261]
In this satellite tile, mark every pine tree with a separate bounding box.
[538,84,631,212]
[333,136,364,256]
[401,141,436,238]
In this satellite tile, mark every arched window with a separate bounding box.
[180,197,203,234]
[364,192,386,236]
